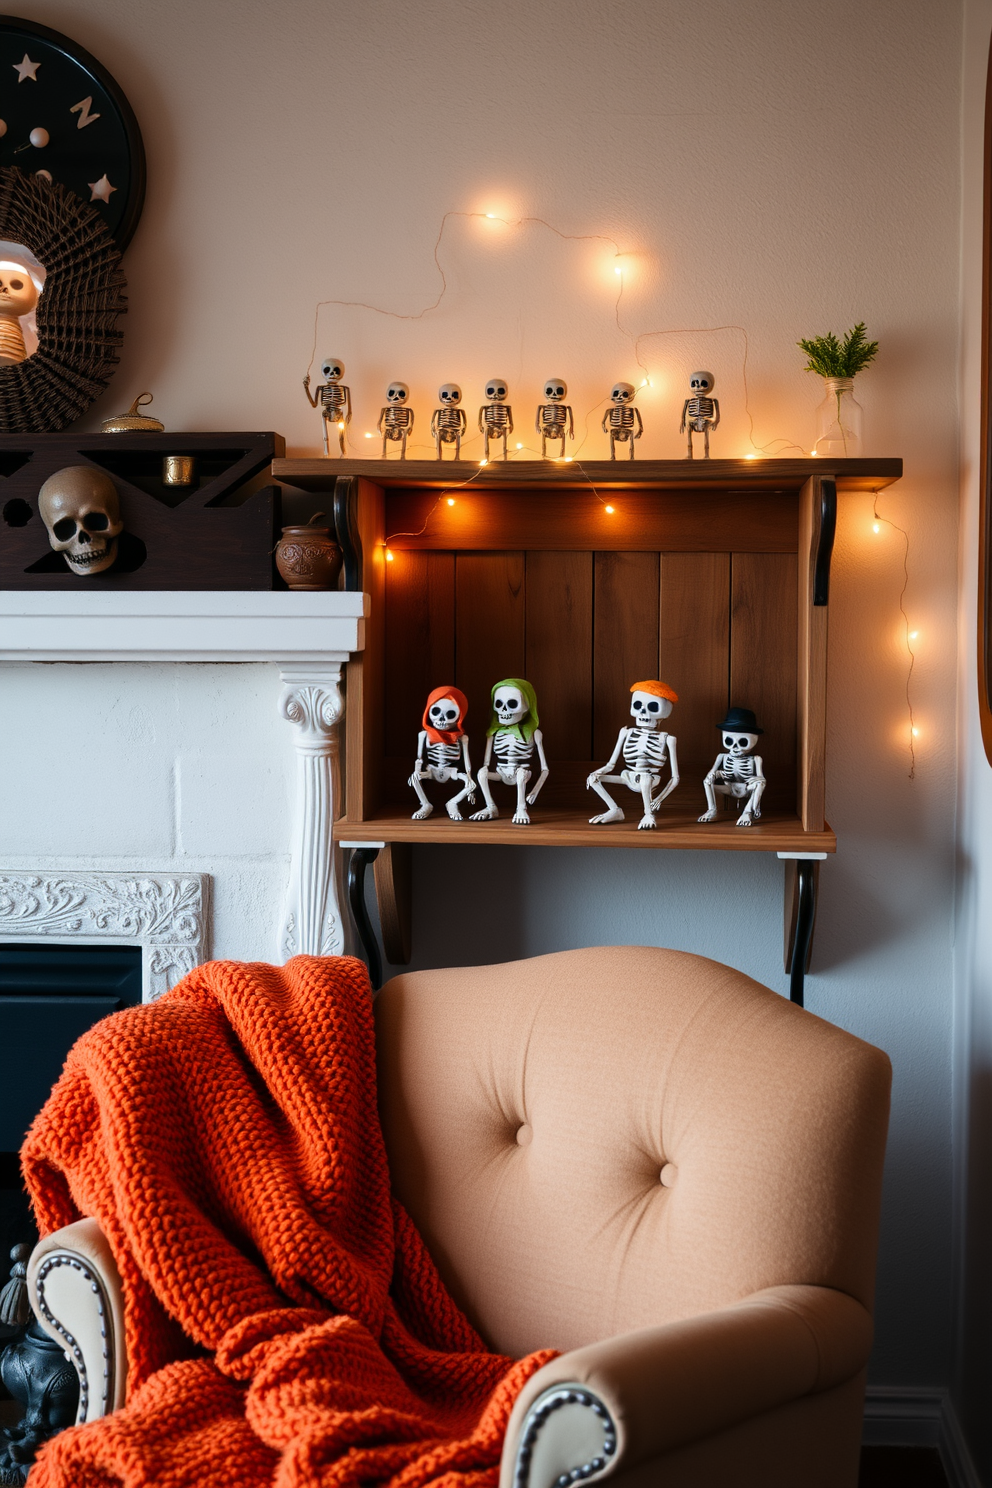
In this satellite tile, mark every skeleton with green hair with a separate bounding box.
[470,678,549,826]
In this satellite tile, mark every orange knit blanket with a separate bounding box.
[21,956,554,1487]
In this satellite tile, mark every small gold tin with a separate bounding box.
[162,454,197,487]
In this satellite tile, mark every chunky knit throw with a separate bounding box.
[21,956,554,1487]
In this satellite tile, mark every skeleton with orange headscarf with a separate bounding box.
[409,685,476,820]
[586,680,680,831]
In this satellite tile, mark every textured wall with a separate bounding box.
[0,0,964,1392]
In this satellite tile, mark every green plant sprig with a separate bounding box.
[797,322,878,378]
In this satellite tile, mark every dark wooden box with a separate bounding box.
[0,431,285,589]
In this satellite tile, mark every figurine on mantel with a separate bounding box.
[377,381,414,458]
[698,706,766,827]
[303,356,352,457]
[408,686,475,821]
[680,371,720,459]
[602,381,642,459]
[0,262,39,365]
[431,383,466,459]
[478,378,513,461]
[586,681,679,830]
[471,679,548,826]
[536,377,574,458]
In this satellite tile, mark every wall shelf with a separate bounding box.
[274,455,902,1001]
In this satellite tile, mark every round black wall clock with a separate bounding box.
[0,15,144,248]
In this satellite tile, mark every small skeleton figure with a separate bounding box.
[587,681,679,830]
[408,686,476,820]
[478,378,514,461]
[536,377,574,458]
[0,262,38,365]
[471,678,549,826]
[431,383,466,459]
[680,370,720,459]
[698,706,766,827]
[303,356,352,457]
[602,381,643,459]
[378,381,414,458]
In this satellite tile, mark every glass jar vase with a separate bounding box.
[814,377,863,458]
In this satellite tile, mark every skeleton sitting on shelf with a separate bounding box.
[470,678,549,826]
[408,686,475,820]
[697,706,766,828]
[586,680,679,830]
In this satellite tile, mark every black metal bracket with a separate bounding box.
[333,476,363,592]
[813,477,837,607]
[786,861,817,1006]
[347,848,382,990]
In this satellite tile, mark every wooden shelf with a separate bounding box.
[334,807,836,854]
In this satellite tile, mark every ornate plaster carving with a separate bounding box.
[278,665,346,959]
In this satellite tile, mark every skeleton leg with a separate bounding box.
[470,767,499,821]
[686,429,694,460]
[454,431,461,459]
[321,416,330,457]
[445,773,476,821]
[703,425,710,459]
[587,774,625,825]
[337,422,346,456]
[637,772,657,830]
[697,775,720,823]
[512,768,533,826]
[400,430,407,459]
[737,777,765,827]
[408,770,434,821]
[609,432,617,460]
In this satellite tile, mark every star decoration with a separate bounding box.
[88,174,117,204]
[12,53,40,83]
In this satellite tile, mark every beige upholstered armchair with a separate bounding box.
[28,947,891,1487]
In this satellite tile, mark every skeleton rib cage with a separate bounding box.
[492,731,533,772]
[685,395,717,426]
[622,728,669,775]
[608,405,637,431]
[434,407,462,438]
[425,740,461,771]
[320,385,349,415]
[482,403,512,429]
[383,407,413,432]
[539,403,569,431]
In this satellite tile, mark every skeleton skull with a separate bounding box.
[0,265,38,319]
[722,731,757,754]
[611,382,636,404]
[485,379,508,401]
[493,688,527,726]
[38,466,123,576]
[544,378,567,400]
[438,383,462,404]
[631,690,672,726]
[429,696,460,729]
[689,370,715,394]
[321,357,345,382]
[386,381,409,402]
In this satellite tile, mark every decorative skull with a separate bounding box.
[611,381,636,403]
[689,370,715,394]
[438,383,462,404]
[485,379,508,401]
[38,465,123,576]
[544,378,567,400]
[722,730,757,755]
[0,262,40,366]
[321,357,344,382]
[493,687,528,726]
[386,381,409,402]
[428,696,460,729]
[631,689,673,726]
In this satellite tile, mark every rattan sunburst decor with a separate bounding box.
[0,167,126,432]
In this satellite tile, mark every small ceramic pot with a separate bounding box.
[275,521,342,591]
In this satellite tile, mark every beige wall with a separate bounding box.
[5,0,965,1392]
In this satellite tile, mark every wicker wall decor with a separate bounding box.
[0,167,126,433]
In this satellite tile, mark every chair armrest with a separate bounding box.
[499,1284,873,1488]
[27,1218,127,1422]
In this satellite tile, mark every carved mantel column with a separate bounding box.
[278,665,347,959]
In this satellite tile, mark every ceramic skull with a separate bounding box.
[321,357,344,382]
[438,383,462,404]
[38,466,123,576]
[631,689,673,725]
[544,378,567,400]
[428,696,460,729]
[493,686,528,726]
[386,381,409,402]
[611,381,636,403]
[485,379,508,401]
[0,264,38,320]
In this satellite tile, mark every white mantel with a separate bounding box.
[0,591,368,980]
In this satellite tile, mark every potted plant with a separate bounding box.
[797,322,878,457]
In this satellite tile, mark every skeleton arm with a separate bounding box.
[633,408,643,438]
[303,376,320,409]
[586,729,628,786]
[457,409,467,433]
[710,399,720,429]
[411,730,429,778]
[377,407,388,434]
[478,407,488,434]
[750,753,765,785]
[460,735,474,780]
[679,399,689,434]
[344,388,353,425]
[566,406,574,438]
[652,735,679,806]
[430,409,440,438]
[601,408,611,433]
[703,752,728,784]
[506,406,514,434]
[526,729,549,805]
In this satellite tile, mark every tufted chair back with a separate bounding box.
[375,946,891,1359]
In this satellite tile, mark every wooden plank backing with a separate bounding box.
[593,552,660,761]
[525,552,594,762]
[797,477,827,830]
[345,478,385,820]
[660,553,731,808]
[454,553,526,738]
[383,551,455,760]
[730,553,798,812]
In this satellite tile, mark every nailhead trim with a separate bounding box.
[34,1254,114,1423]
[515,1387,617,1488]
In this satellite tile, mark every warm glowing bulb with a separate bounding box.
[912,727,919,737]
[338,421,345,430]
[446,497,456,506]
[614,265,622,275]
[516,442,523,450]
[872,522,880,533]
[641,379,649,387]
[909,630,918,640]
[364,432,373,439]
[604,504,615,514]
[479,459,488,467]
[745,453,757,460]
[486,213,496,219]
[385,548,394,562]
[810,449,818,456]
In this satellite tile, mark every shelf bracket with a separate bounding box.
[343,843,384,991]
[813,477,837,606]
[779,852,826,1006]
[372,843,412,966]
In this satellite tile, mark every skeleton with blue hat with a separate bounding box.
[698,706,766,828]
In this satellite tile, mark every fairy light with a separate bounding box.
[446,497,456,506]
[479,458,488,467]
[872,522,881,533]
[872,490,917,779]
[516,442,523,450]
[604,504,615,514]
[385,548,394,562]
[909,630,918,640]
[364,432,374,438]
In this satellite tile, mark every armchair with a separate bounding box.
[27,946,891,1487]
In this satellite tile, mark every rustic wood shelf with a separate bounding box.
[273,456,902,1000]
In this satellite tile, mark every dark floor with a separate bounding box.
[860,1447,950,1487]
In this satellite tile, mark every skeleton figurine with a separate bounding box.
[587,681,679,830]
[0,262,38,365]
[471,678,549,826]
[378,381,414,458]
[602,381,643,459]
[431,383,466,460]
[303,356,352,457]
[536,377,574,458]
[408,686,476,820]
[680,370,720,459]
[698,706,766,827]
[478,378,513,461]
[38,466,124,576]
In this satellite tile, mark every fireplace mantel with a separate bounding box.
[0,590,368,971]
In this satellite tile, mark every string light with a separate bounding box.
[446,497,456,506]
[516,442,523,449]
[604,504,615,514]
[872,521,881,533]
[479,458,488,467]
[385,548,394,562]
[872,490,917,779]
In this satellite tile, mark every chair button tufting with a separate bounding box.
[516,1124,533,1147]
[660,1163,677,1187]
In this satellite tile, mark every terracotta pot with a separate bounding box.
[275,522,342,591]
